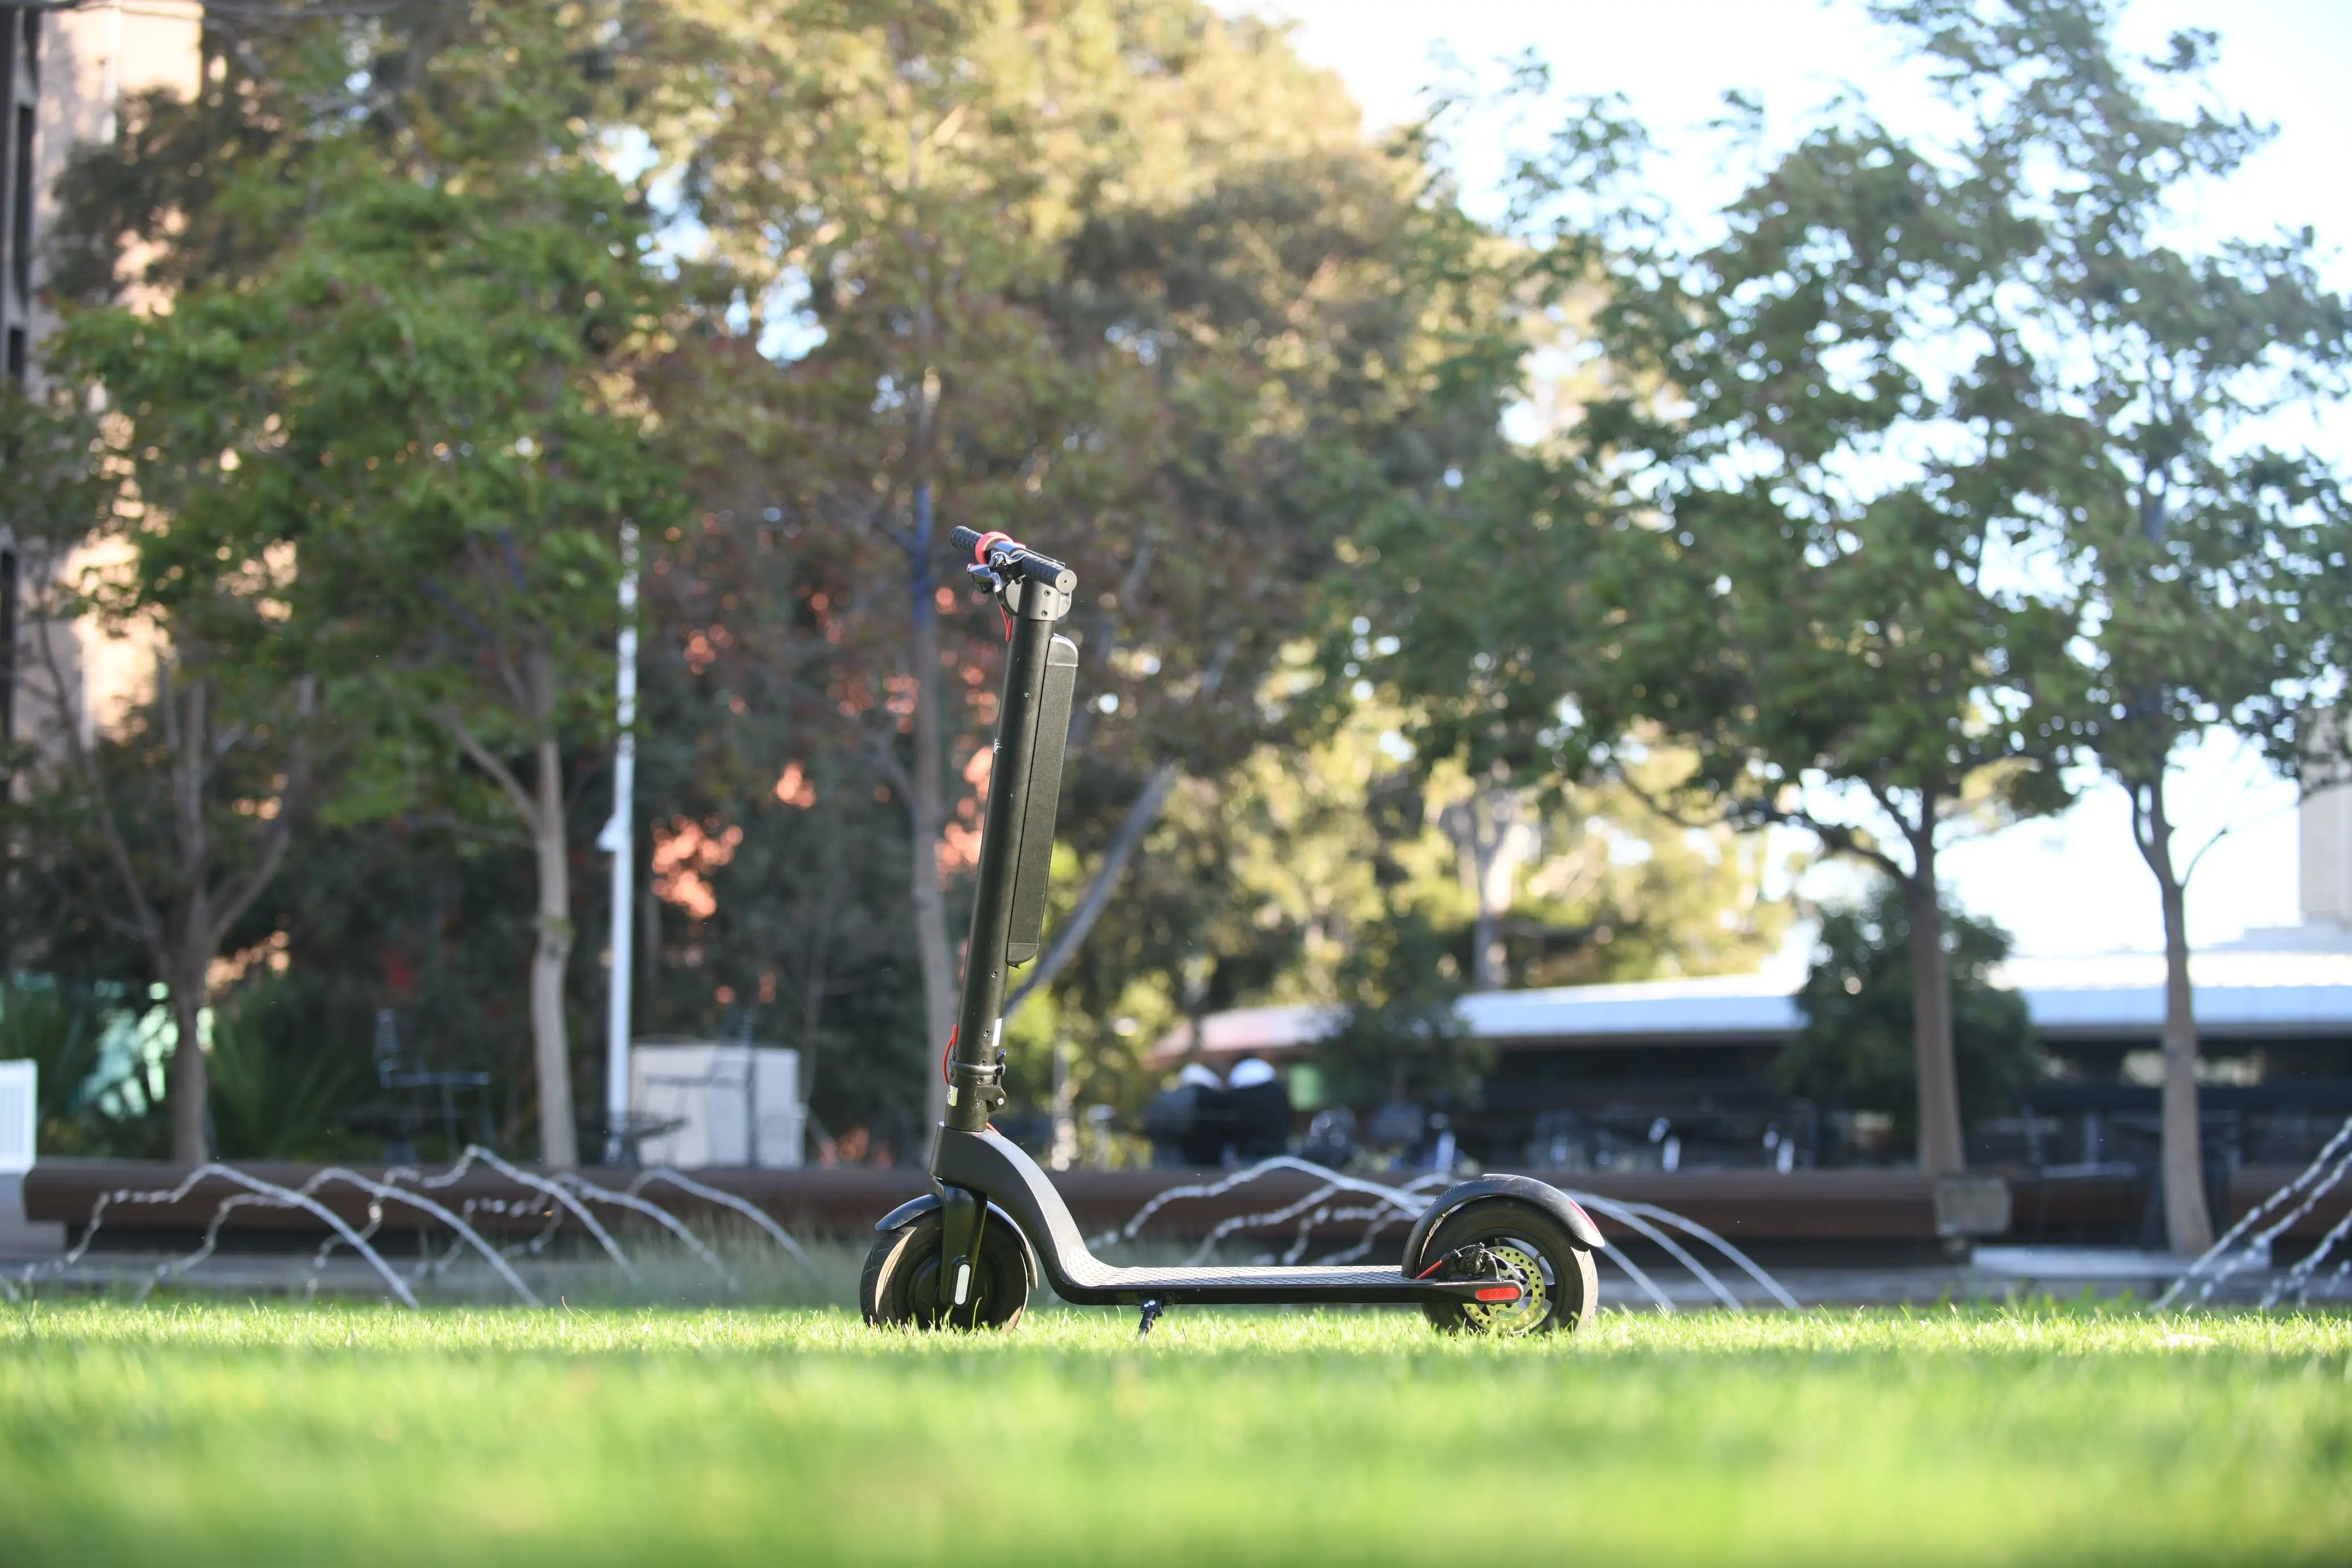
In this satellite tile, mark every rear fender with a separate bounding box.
[1403,1175,1607,1274]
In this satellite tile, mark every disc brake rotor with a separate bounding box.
[1460,1239,1548,1334]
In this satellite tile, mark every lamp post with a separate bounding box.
[597,520,639,1164]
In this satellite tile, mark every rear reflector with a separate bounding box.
[1473,1285,1522,1302]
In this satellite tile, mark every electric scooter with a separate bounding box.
[861,527,1607,1336]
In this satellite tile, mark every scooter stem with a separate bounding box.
[944,565,1072,1134]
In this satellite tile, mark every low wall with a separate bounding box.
[22,1158,2290,1248]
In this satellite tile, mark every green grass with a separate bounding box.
[1,1301,2346,1566]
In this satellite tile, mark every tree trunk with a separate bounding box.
[906,485,959,1129]
[1904,822,1965,1175]
[1441,789,1537,993]
[167,675,214,1165]
[167,956,210,1165]
[1470,888,1504,993]
[85,658,304,1168]
[2136,778,2214,1255]
[529,728,578,1168]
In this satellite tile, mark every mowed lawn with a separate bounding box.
[0,1301,2345,1566]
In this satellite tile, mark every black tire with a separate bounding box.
[860,1210,1034,1330]
[1416,1199,1599,1337]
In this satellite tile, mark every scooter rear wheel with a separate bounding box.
[1418,1199,1599,1336]
[861,1211,1033,1330]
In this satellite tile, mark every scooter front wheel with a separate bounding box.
[861,1211,1033,1330]
[1418,1199,1599,1336]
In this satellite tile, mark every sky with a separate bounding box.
[1227,0,2350,958]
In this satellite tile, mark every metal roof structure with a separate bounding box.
[1150,935,2352,1063]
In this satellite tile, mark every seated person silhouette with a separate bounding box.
[1226,1056,1293,1162]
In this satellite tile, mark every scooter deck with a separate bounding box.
[1046,1259,1447,1306]
[934,1127,1492,1308]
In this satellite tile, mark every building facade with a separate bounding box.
[1159,789,2352,1181]
[1,1,202,764]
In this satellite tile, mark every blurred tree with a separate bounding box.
[58,4,684,1165]
[1,378,316,1164]
[1778,881,2040,1155]
[27,0,1824,1158]
[232,811,552,1156]
[1463,754,1798,993]
[205,975,374,1161]
[1829,0,2352,1251]
[1436,18,2117,1178]
[1313,908,1484,1113]
[646,0,1527,1122]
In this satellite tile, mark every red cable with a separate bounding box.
[969,531,1016,640]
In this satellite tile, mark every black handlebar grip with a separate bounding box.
[948,525,1076,593]
[1014,552,1076,593]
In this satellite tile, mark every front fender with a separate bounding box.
[1403,1175,1607,1273]
[872,1189,1041,1288]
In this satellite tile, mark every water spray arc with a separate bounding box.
[2158,1114,2352,1311]
[6,1145,1799,1314]
[7,1146,816,1308]
[1090,1155,1801,1313]
[26,1164,426,1308]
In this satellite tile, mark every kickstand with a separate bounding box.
[1136,1297,1164,1337]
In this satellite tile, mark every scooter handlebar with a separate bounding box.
[949,526,1076,594]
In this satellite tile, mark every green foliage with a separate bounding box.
[222,815,540,1148]
[59,15,680,790]
[0,978,171,1158]
[657,760,936,1146]
[649,0,1449,794]
[1312,907,1485,1108]
[620,1,1557,1122]
[203,976,378,1162]
[1498,73,2093,852]
[43,5,692,1159]
[1779,883,2041,1142]
[1861,3,2352,877]
[1496,758,1799,989]
[1347,0,2352,1173]
[0,979,101,1124]
[20,0,1851,1153]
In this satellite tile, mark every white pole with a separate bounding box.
[598,521,640,1164]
